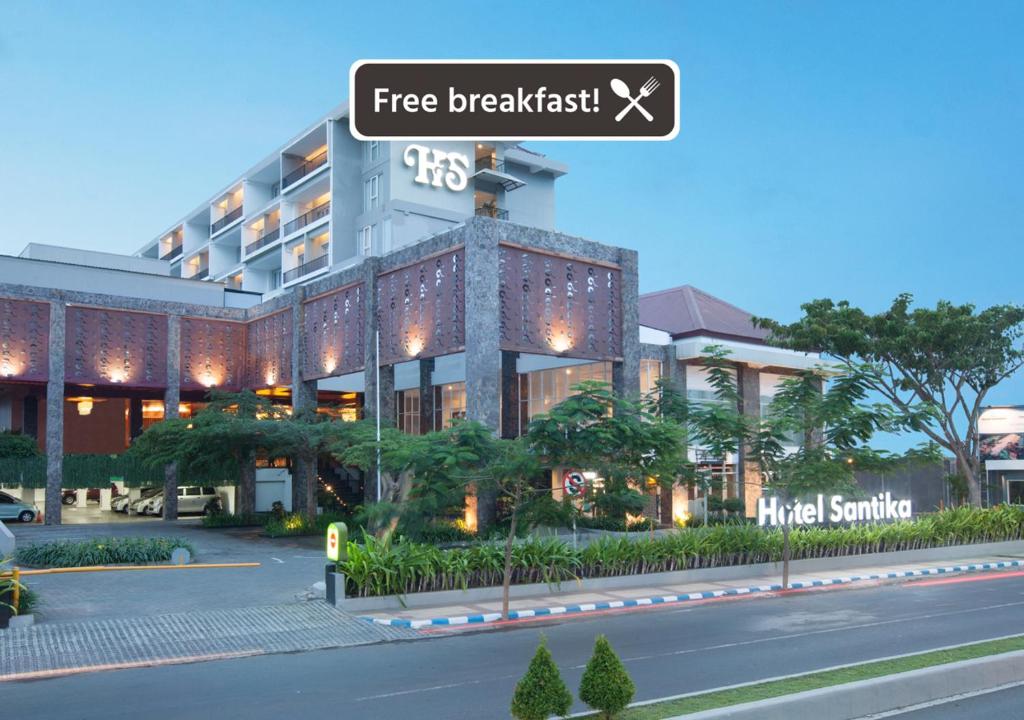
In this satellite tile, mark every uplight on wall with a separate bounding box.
[323,357,337,374]
[264,370,277,386]
[201,372,219,389]
[549,335,573,354]
[406,336,425,358]
[108,368,127,383]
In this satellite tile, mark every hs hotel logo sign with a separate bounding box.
[403,144,469,192]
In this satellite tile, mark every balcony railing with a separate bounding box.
[245,225,280,255]
[475,157,506,173]
[160,245,183,261]
[282,252,328,284]
[475,205,509,221]
[282,149,328,189]
[190,268,209,280]
[283,201,330,236]
[210,205,243,235]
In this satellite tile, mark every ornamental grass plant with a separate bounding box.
[340,506,1024,598]
[15,537,195,568]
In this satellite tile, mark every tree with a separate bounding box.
[510,636,573,720]
[0,431,40,459]
[527,381,684,524]
[130,391,292,515]
[579,635,636,719]
[749,368,935,588]
[757,295,1024,506]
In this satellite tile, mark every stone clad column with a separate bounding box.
[661,345,686,525]
[418,357,435,434]
[291,289,318,518]
[162,314,180,521]
[361,256,395,425]
[613,248,641,399]
[464,220,501,529]
[44,301,65,525]
[738,364,761,518]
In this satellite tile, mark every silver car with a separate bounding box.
[0,491,39,523]
[148,486,221,516]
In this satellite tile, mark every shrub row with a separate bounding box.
[264,512,353,538]
[15,537,196,568]
[340,506,1024,598]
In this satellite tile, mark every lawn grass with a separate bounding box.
[582,634,1024,719]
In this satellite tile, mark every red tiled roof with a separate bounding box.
[638,285,769,344]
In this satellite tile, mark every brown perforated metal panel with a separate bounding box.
[180,318,246,392]
[246,310,293,388]
[65,306,168,388]
[0,298,49,383]
[498,246,622,360]
[376,249,465,366]
[302,283,366,380]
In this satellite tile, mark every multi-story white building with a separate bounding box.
[134,103,566,297]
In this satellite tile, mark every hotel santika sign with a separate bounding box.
[403,144,469,192]
[757,492,912,527]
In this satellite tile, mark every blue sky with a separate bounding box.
[1,1,1023,444]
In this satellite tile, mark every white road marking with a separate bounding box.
[270,557,284,564]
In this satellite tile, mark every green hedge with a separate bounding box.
[0,453,240,489]
[15,537,196,568]
[340,506,1024,598]
[264,512,354,538]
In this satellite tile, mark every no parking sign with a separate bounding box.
[562,470,586,497]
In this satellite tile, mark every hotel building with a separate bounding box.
[0,103,820,525]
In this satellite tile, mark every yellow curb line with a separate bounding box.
[3,562,260,577]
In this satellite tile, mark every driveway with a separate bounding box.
[7,521,329,624]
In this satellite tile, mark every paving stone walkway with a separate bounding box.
[0,602,417,679]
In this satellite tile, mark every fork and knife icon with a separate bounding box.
[610,76,660,122]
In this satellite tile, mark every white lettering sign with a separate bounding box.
[403,144,469,192]
[756,493,912,527]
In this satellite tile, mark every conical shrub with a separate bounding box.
[579,635,635,719]
[510,636,573,720]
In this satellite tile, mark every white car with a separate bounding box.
[147,486,221,516]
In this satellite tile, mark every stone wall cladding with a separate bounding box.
[245,309,293,388]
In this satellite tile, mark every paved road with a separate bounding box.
[7,570,1024,719]
[887,683,1024,718]
[10,522,326,621]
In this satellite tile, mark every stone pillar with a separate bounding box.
[75,488,88,508]
[500,351,520,439]
[464,221,502,529]
[162,315,180,521]
[99,487,112,511]
[291,291,318,519]
[662,345,686,396]
[738,364,761,518]
[613,248,641,399]
[361,257,396,425]
[128,398,144,441]
[418,357,435,434]
[45,301,65,525]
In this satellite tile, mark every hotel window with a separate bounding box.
[640,359,662,398]
[364,174,381,212]
[359,225,374,256]
[526,362,612,419]
[367,140,381,163]
[396,389,420,435]
[433,383,467,430]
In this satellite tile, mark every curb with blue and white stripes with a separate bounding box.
[359,559,1024,630]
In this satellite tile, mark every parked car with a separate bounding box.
[147,486,221,516]
[134,493,161,515]
[0,491,39,523]
[112,487,160,513]
[62,483,120,505]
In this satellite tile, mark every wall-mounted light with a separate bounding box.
[324,357,337,374]
[108,369,127,383]
[77,398,94,416]
[406,337,425,358]
[265,371,277,386]
[549,335,573,354]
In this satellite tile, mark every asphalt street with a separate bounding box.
[886,682,1024,718]
[7,571,1024,719]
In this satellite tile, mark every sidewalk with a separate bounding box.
[359,555,1024,629]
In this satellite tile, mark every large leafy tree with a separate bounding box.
[750,368,937,587]
[757,295,1024,506]
[526,381,684,523]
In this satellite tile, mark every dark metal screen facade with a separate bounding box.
[0,298,49,383]
[498,246,623,360]
[65,306,168,388]
[302,283,366,380]
[246,310,293,388]
[376,249,465,366]
[180,318,247,392]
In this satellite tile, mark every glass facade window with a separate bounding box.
[526,361,611,419]
[434,383,466,430]
[364,174,381,212]
[396,389,420,435]
[640,359,662,398]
